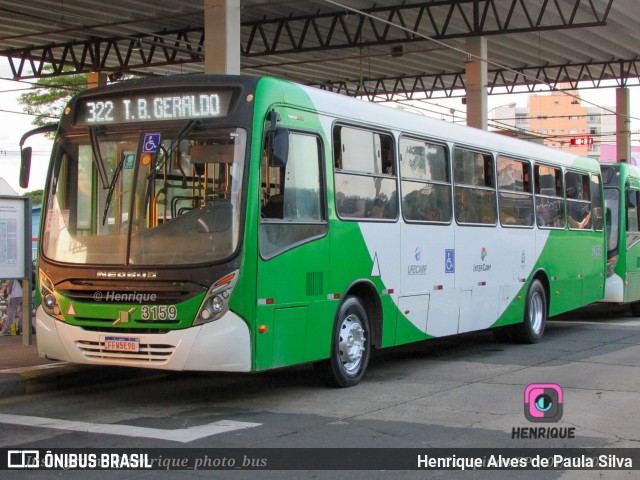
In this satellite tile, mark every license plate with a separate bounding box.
[101,336,140,353]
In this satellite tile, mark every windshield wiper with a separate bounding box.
[89,126,110,189]
[101,153,128,226]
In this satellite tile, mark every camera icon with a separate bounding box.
[524,383,563,422]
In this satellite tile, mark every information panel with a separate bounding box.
[0,196,29,280]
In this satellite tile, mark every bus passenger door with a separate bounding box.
[624,188,640,302]
[581,173,606,305]
[401,223,457,340]
[454,226,502,333]
[397,137,457,340]
[256,125,330,370]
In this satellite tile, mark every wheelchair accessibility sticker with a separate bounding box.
[445,249,455,273]
[141,133,161,166]
[143,133,161,153]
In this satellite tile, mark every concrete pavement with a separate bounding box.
[1,303,637,401]
[0,333,154,398]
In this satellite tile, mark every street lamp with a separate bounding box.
[488,102,517,118]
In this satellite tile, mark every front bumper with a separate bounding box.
[36,306,252,371]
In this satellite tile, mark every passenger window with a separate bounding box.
[260,130,326,258]
[334,125,397,220]
[565,171,592,230]
[534,165,564,229]
[453,148,496,225]
[399,137,451,223]
[627,189,640,233]
[497,156,533,227]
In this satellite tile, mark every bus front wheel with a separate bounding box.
[315,296,371,388]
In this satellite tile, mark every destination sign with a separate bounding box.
[76,90,234,125]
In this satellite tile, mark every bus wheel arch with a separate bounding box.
[314,281,380,387]
[343,280,382,348]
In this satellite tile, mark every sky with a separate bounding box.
[0,60,53,194]
[0,58,638,195]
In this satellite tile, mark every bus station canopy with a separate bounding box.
[0,0,638,101]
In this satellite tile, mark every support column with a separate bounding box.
[465,37,488,130]
[204,0,241,74]
[616,87,631,163]
[87,72,107,89]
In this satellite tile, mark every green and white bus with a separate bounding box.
[601,163,640,314]
[21,75,606,387]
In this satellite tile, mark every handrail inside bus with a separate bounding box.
[144,119,200,209]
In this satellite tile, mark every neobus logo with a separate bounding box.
[96,271,157,279]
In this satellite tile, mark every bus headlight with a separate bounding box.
[43,293,57,309]
[194,271,238,326]
[210,295,225,313]
[40,270,64,320]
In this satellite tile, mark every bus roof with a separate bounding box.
[270,76,600,173]
[66,73,600,174]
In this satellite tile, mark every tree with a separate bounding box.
[18,68,88,129]
[22,189,43,205]
[18,68,138,130]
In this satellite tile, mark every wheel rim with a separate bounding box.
[338,313,366,374]
[529,290,544,335]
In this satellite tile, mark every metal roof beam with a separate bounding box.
[242,0,614,56]
[4,29,205,79]
[315,58,640,100]
[1,0,614,79]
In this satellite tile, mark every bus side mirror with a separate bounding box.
[269,128,289,167]
[18,123,58,189]
[19,146,32,188]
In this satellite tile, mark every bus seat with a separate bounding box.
[538,174,556,196]
[262,194,284,218]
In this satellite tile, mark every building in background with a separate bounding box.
[600,145,640,165]
[490,90,617,162]
[0,177,16,195]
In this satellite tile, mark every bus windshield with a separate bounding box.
[42,125,246,266]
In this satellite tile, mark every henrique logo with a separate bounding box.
[512,383,574,440]
[524,383,563,422]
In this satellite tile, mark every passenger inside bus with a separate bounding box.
[567,185,592,229]
[404,187,444,221]
[535,174,564,228]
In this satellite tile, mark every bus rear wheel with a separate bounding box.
[513,279,547,343]
[494,279,546,344]
[315,296,371,388]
